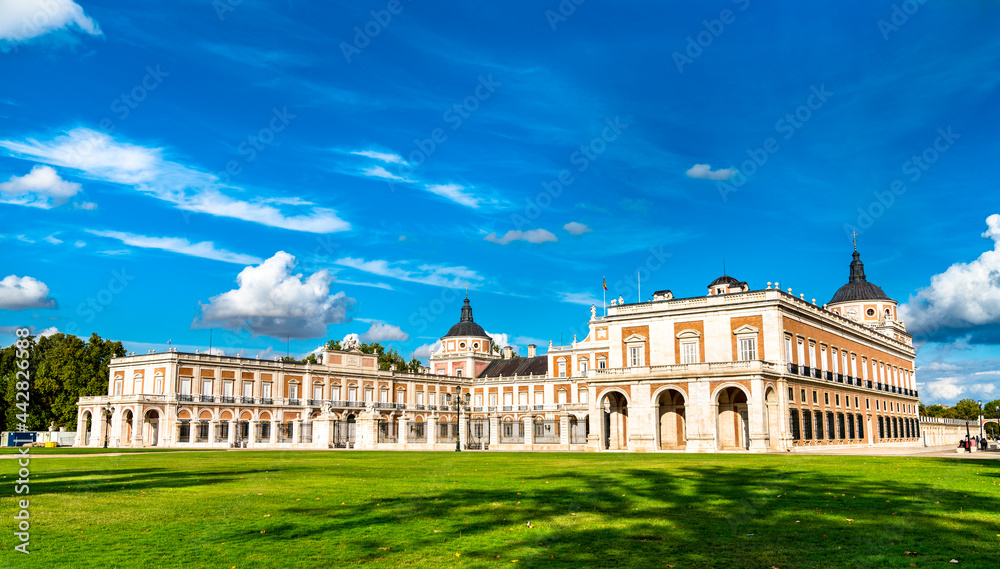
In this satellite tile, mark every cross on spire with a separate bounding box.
[852,229,858,252]
[465,282,469,299]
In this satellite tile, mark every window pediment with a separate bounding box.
[733,325,760,335]
[675,329,701,339]
[624,334,647,343]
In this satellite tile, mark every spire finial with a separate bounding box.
[851,229,858,252]
[723,257,726,277]
[465,282,468,299]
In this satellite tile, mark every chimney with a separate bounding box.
[527,344,536,358]
[503,346,513,359]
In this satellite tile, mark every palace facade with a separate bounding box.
[75,248,922,452]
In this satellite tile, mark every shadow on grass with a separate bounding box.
[226,457,1000,568]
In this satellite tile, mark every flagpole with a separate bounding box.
[603,276,606,318]
[638,270,641,303]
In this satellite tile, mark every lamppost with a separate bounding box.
[102,405,114,449]
[445,390,471,452]
[978,400,984,442]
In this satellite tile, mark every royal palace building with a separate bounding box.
[75,248,922,452]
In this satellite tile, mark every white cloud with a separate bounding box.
[0,274,56,310]
[362,165,413,182]
[563,222,592,235]
[425,183,479,208]
[334,257,483,288]
[412,340,441,359]
[922,377,965,402]
[899,214,1000,341]
[74,240,85,247]
[351,150,406,164]
[194,251,354,339]
[360,321,409,342]
[43,234,63,245]
[686,163,738,181]
[0,128,349,233]
[484,229,558,245]
[558,291,601,306]
[87,229,263,265]
[0,324,59,336]
[0,165,82,209]
[0,0,101,43]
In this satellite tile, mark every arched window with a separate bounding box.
[456,369,463,377]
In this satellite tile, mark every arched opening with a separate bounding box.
[82,411,93,446]
[764,387,779,450]
[120,409,134,446]
[716,386,749,450]
[143,409,160,446]
[600,391,628,450]
[569,415,589,445]
[656,389,686,450]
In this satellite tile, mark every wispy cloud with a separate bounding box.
[334,257,483,288]
[86,229,263,265]
[563,222,592,235]
[0,128,350,233]
[557,291,601,306]
[424,183,480,208]
[362,165,413,182]
[351,150,406,164]
[484,229,557,245]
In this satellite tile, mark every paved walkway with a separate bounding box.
[789,444,1000,458]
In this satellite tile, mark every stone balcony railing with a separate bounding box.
[591,359,783,379]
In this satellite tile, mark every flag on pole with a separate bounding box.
[603,278,608,290]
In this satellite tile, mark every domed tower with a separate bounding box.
[827,249,899,325]
[707,275,748,296]
[429,296,498,377]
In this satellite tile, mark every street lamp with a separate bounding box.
[102,405,114,449]
[445,390,471,452]
[978,400,984,442]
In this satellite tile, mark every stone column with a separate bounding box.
[132,410,143,447]
[458,413,468,450]
[559,414,570,449]
[355,411,377,450]
[488,414,499,448]
[188,421,196,445]
[427,415,438,446]
[90,413,104,447]
[523,415,533,448]
[269,419,278,446]
[398,415,408,447]
[247,419,258,449]
[292,419,301,445]
[228,420,237,447]
[207,420,217,447]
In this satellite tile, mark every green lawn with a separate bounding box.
[3,451,998,568]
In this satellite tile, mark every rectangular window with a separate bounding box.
[855,396,859,408]
[580,389,589,403]
[815,412,824,440]
[519,392,528,406]
[416,391,424,405]
[379,390,388,403]
[788,387,794,401]
[223,381,233,397]
[866,398,870,410]
[347,386,357,401]
[681,341,698,364]
[289,384,299,400]
[579,360,588,373]
[790,410,801,440]
[812,390,818,404]
[313,385,323,400]
[832,348,839,374]
[154,376,163,394]
[489,393,497,406]
[842,352,849,377]
[827,412,836,439]
[803,410,813,439]
[534,392,544,405]
[738,337,757,361]
[821,345,828,371]
[202,380,213,396]
[851,354,858,378]
[862,357,869,380]
[598,359,607,369]
[243,382,253,398]
[558,390,568,404]
[114,380,123,395]
[503,392,513,406]
[262,383,272,399]
[180,378,191,395]
[558,360,567,377]
[365,388,373,402]
[835,394,840,406]
[785,336,793,363]
[629,346,642,367]
[474,393,483,407]
[824,393,830,405]
[801,389,807,402]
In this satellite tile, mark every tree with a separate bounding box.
[406,358,422,374]
[944,399,981,421]
[325,339,341,351]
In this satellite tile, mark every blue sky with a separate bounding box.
[2,0,999,405]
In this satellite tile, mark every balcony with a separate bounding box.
[502,405,513,412]
[824,371,833,381]
[199,395,215,403]
[836,374,844,383]
[812,368,822,379]
[178,394,193,402]
[596,360,784,379]
[787,363,799,374]
[220,396,235,404]
[307,399,324,407]
[239,396,255,404]
[260,398,273,405]
[800,366,811,377]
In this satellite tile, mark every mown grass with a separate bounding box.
[3,451,998,568]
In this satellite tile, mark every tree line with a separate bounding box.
[0,333,125,432]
